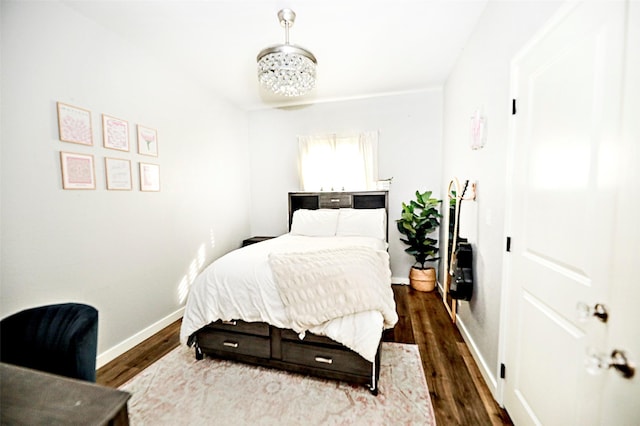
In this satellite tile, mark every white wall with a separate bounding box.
[0,1,251,364]
[247,91,443,281]
[442,1,562,394]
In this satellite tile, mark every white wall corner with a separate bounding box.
[455,314,499,400]
[96,307,184,369]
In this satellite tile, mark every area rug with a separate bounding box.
[120,342,435,425]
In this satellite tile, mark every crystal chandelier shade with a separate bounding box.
[257,9,317,97]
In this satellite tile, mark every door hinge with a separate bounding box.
[506,237,512,252]
[512,99,517,115]
[500,363,506,379]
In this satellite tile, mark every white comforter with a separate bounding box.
[180,234,397,362]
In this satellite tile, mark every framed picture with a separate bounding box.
[470,110,487,150]
[105,157,132,190]
[137,125,158,157]
[103,114,129,151]
[60,151,96,190]
[57,102,93,145]
[139,162,160,191]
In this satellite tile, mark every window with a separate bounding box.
[298,131,378,191]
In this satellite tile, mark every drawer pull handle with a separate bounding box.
[222,320,237,326]
[223,341,239,348]
[315,356,333,365]
[330,199,340,202]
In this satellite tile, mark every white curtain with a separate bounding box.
[298,131,378,191]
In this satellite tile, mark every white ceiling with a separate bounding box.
[63,0,488,111]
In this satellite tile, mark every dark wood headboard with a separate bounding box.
[288,191,389,240]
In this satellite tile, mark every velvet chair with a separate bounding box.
[0,303,98,382]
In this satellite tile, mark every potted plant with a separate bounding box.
[396,190,442,291]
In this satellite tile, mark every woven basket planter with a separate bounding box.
[409,267,436,292]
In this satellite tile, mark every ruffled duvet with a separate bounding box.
[180,234,397,362]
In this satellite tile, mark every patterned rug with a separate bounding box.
[120,342,435,425]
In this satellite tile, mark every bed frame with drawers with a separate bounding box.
[191,191,389,395]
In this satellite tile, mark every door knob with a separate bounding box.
[585,349,635,379]
[577,302,609,323]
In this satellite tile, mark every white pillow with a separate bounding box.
[290,209,339,237]
[336,208,387,241]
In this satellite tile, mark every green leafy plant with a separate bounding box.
[396,190,442,269]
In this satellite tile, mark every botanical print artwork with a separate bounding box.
[57,102,93,145]
[137,125,158,156]
[103,115,129,151]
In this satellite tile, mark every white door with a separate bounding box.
[599,2,640,423]
[503,1,635,425]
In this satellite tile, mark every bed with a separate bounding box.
[180,191,396,394]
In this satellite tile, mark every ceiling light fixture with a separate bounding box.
[257,9,317,97]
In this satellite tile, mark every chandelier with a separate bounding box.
[257,9,317,97]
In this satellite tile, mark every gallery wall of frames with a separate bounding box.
[56,102,160,192]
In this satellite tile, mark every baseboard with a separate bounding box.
[392,276,409,285]
[96,307,184,368]
[455,314,499,400]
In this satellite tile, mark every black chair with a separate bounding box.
[0,303,98,382]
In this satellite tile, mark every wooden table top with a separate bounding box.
[1,362,131,426]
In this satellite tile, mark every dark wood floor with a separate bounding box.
[97,285,512,425]
[383,285,513,425]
